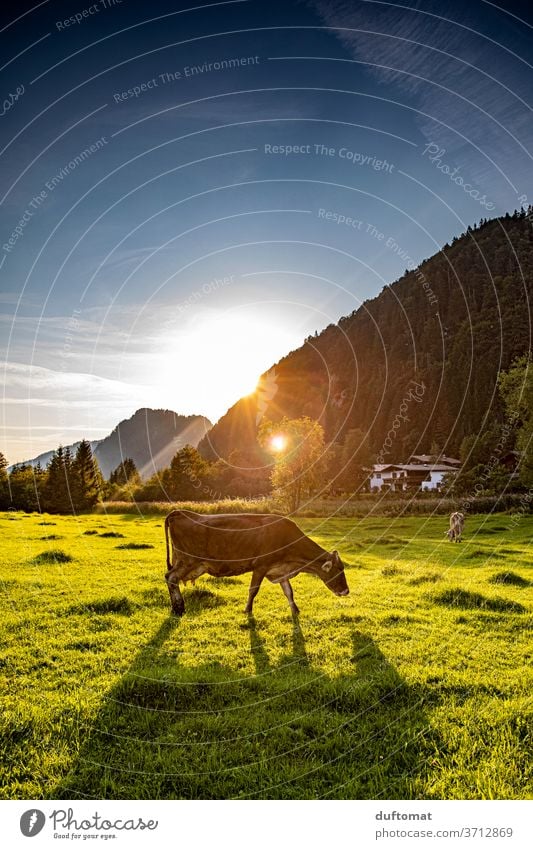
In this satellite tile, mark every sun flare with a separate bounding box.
[270,434,287,452]
[156,310,296,422]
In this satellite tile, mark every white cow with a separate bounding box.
[447,511,465,542]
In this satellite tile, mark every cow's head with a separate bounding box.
[307,550,349,596]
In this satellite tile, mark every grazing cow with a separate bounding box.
[447,511,465,542]
[164,510,349,616]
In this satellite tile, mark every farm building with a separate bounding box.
[368,461,460,492]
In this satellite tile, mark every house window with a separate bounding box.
[375,473,381,479]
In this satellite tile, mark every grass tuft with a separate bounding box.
[409,572,442,585]
[431,588,526,614]
[83,530,98,536]
[115,542,154,550]
[33,549,73,564]
[489,571,530,588]
[464,549,505,561]
[99,532,125,538]
[69,596,136,616]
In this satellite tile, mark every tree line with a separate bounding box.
[0,441,102,513]
[1,357,531,513]
[0,422,373,513]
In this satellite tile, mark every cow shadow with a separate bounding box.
[248,615,310,674]
[52,616,437,800]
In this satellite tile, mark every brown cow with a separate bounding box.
[164,510,349,615]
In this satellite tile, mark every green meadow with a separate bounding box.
[0,510,531,800]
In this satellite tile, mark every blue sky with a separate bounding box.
[1,0,532,462]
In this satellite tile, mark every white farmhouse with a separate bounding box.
[369,464,408,492]
[368,462,459,492]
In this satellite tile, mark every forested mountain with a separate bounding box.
[199,211,533,464]
[93,408,212,478]
[19,409,212,479]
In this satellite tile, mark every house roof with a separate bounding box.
[422,465,459,473]
[396,464,457,472]
[409,453,461,465]
[371,464,458,473]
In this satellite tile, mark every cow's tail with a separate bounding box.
[165,514,172,572]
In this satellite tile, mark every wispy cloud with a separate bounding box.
[310,0,533,201]
[0,361,153,463]
[0,360,148,398]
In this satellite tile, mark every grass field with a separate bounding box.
[0,509,531,800]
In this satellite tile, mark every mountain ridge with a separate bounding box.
[199,210,533,463]
[14,408,213,479]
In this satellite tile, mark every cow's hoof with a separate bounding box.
[172,604,185,616]
[291,605,300,616]
[244,606,252,615]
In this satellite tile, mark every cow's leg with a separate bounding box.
[165,563,185,616]
[244,566,267,614]
[280,579,300,616]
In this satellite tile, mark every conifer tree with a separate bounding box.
[72,440,102,511]
[109,457,139,486]
[42,446,73,513]
[0,452,8,509]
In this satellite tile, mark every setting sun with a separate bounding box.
[270,434,287,452]
[154,309,297,422]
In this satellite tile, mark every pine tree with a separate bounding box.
[0,451,8,508]
[72,440,102,511]
[42,446,74,513]
[162,445,209,501]
[109,457,139,486]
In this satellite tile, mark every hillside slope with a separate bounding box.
[199,211,533,463]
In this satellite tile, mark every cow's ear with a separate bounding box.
[332,550,340,564]
[321,560,333,572]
